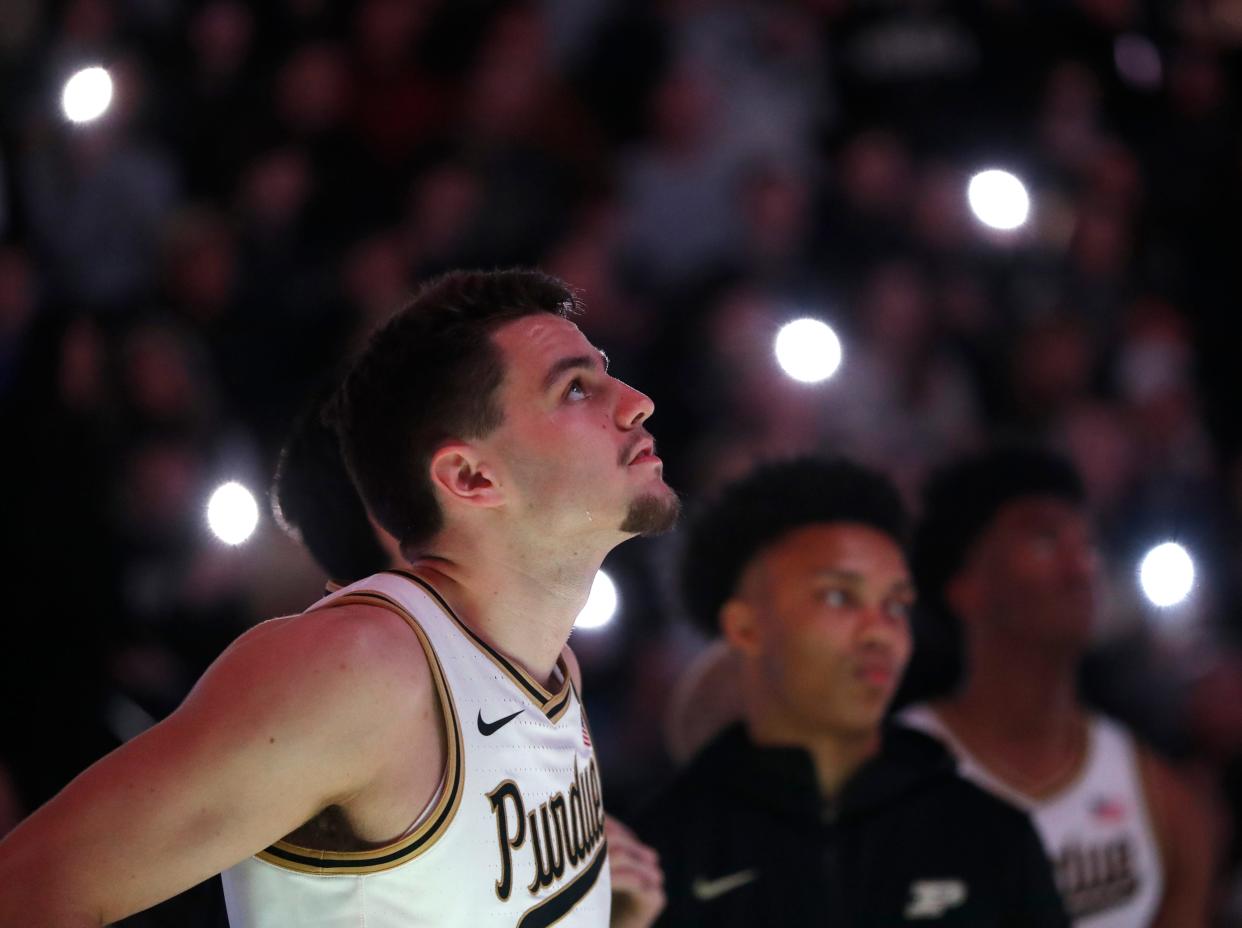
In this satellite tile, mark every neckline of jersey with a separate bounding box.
[384,568,574,719]
[928,706,1097,806]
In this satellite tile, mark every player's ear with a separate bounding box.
[720,598,761,657]
[429,443,505,509]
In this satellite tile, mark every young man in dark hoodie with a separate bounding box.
[636,457,1069,926]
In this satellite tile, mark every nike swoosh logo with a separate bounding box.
[477,708,524,736]
[691,869,758,902]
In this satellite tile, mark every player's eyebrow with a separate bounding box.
[813,569,916,596]
[814,569,865,583]
[541,350,609,392]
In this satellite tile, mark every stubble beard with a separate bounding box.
[619,489,681,536]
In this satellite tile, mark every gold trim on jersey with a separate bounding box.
[255,591,464,875]
[385,569,575,721]
[516,839,609,928]
[569,680,593,737]
[544,688,574,725]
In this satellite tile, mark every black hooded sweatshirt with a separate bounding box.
[634,723,1070,927]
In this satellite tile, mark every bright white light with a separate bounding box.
[61,67,114,124]
[575,570,618,630]
[967,169,1031,231]
[774,318,842,384]
[207,481,259,545]
[1139,542,1195,608]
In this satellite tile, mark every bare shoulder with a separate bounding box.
[189,602,438,753]
[0,605,442,923]
[220,602,431,682]
[1137,744,1212,832]
[664,641,743,765]
[1137,743,1219,927]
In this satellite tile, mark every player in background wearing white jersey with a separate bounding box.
[0,269,672,927]
[899,444,1216,927]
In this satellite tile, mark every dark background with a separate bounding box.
[2,0,1242,921]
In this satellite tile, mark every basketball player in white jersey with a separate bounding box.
[0,269,673,927]
[272,382,667,925]
[899,444,1216,927]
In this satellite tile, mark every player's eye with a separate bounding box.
[565,378,590,401]
[1028,531,1058,556]
[821,589,849,608]
[885,599,913,621]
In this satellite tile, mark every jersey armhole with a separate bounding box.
[255,592,465,875]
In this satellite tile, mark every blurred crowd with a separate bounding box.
[4,0,1242,918]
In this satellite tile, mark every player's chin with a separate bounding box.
[840,688,896,726]
[838,707,888,739]
[619,489,681,536]
[811,707,882,741]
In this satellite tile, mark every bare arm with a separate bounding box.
[0,604,434,927]
[1143,749,1219,928]
[663,641,741,766]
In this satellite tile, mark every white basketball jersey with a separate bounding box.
[222,570,612,928]
[901,706,1164,927]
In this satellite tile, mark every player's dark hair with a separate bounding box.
[333,268,580,552]
[912,442,1086,620]
[273,391,391,584]
[896,443,1087,705]
[679,457,908,636]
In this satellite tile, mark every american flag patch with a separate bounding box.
[1091,796,1127,823]
[582,721,591,748]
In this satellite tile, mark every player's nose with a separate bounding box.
[616,381,654,429]
[1061,532,1100,582]
[857,603,905,644]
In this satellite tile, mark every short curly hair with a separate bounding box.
[912,442,1086,623]
[333,268,580,552]
[679,457,908,635]
[895,443,1087,705]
